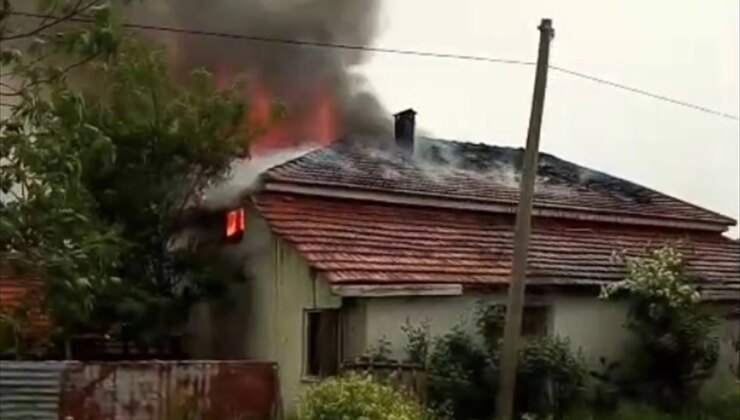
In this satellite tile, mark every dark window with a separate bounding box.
[482,305,550,344]
[305,310,340,377]
[521,305,550,337]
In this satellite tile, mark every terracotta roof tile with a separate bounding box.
[254,193,740,294]
[264,140,735,227]
[0,255,51,336]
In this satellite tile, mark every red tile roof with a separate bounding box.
[264,141,735,229]
[0,255,51,337]
[254,193,740,296]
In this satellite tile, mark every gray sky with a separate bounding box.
[361,0,739,235]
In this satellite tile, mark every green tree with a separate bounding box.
[78,39,249,347]
[600,246,720,410]
[1,0,128,350]
[1,1,249,352]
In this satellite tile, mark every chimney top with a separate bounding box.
[394,109,416,154]
[394,109,417,118]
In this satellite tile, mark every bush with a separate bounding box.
[472,302,587,418]
[690,390,740,420]
[601,246,720,410]
[402,319,431,365]
[297,373,439,420]
[474,302,505,353]
[558,394,740,420]
[517,336,587,418]
[426,326,497,420]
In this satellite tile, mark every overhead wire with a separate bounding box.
[5,10,740,121]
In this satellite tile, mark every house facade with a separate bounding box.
[187,111,740,413]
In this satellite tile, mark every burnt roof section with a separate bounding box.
[419,140,653,203]
[263,138,736,228]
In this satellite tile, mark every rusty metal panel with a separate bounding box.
[0,361,66,420]
[59,360,279,420]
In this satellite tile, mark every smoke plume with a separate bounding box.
[128,0,392,147]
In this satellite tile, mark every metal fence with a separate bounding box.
[0,360,279,420]
[0,361,66,420]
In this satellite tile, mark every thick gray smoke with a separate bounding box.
[128,0,391,141]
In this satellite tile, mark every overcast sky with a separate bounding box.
[361,0,739,236]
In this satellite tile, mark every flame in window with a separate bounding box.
[225,208,246,241]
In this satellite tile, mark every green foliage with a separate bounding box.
[366,335,394,362]
[402,319,431,365]
[600,246,720,410]
[557,394,740,420]
[587,357,623,413]
[1,1,249,348]
[69,39,248,346]
[0,313,20,357]
[1,0,126,341]
[474,301,505,352]
[729,332,740,381]
[517,336,587,418]
[297,373,441,420]
[694,390,740,420]
[600,247,701,307]
[426,326,497,420]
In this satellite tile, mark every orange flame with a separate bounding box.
[210,69,340,158]
[225,208,246,240]
[246,85,340,157]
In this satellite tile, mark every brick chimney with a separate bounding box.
[394,109,416,154]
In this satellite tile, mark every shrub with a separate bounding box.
[402,319,431,365]
[472,302,587,418]
[601,246,720,410]
[296,373,439,420]
[366,336,394,362]
[558,394,740,420]
[426,326,497,420]
[690,390,740,420]
[587,357,623,413]
[517,336,587,418]
[474,301,505,353]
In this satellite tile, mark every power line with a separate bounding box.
[7,10,740,122]
[7,11,537,66]
[549,66,740,121]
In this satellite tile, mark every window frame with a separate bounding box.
[302,308,342,380]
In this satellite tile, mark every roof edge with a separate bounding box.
[263,182,730,233]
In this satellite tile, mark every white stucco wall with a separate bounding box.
[361,293,503,360]
[550,295,630,367]
[360,293,631,369]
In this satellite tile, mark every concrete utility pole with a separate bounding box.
[495,18,554,420]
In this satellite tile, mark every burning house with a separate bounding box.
[1,0,735,414]
[187,110,740,413]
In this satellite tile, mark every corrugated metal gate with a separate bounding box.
[0,361,279,420]
[0,361,66,420]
